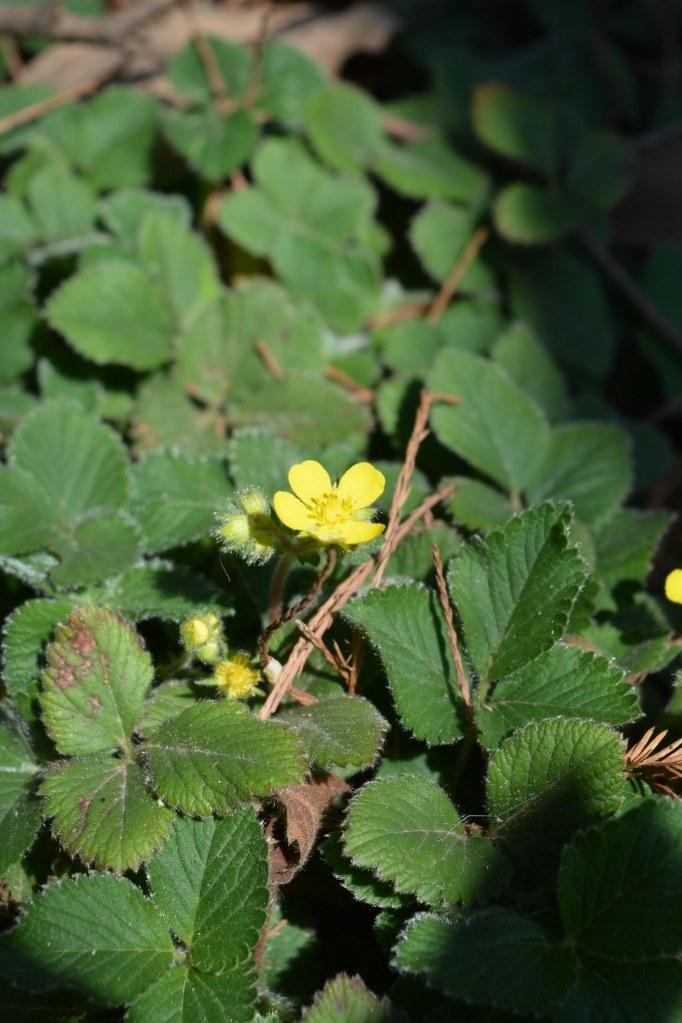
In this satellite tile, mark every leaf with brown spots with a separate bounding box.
[40,606,153,756]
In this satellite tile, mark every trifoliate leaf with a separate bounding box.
[128,966,258,1023]
[494,183,581,244]
[393,910,576,1015]
[344,775,511,907]
[428,349,550,491]
[2,598,75,721]
[472,82,560,177]
[302,974,394,1023]
[373,135,488,202]
[26,164,97,242]
[162,107,258,184]
[0,874,173,1002]
[477,645,638,749]
[279,697,388,770]
[46,261,174,370]
[41,755,173,872]
[343,585,465,746]
[526,422,631,528]
[493,321,571,423]
[146,809,268,973]
[0,264,37,384]
[448,503,585,682]
[40,607,153,756]
[448,477,513,531]
[0,719,41,872]
[143,701,305,816]
[487,718,625,858]
[559,799,682,961]
[305,83,384,172]
[131,453,231,554]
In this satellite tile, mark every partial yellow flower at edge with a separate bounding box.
[213,655,260,700]
[273,459,386,548]
[665,569,682,605]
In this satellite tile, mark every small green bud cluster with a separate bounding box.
[179,610,225,666]
[214,487,283,565]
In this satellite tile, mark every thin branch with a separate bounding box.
[254,340,285,379]
[182,0,228,105]
[427,226,490,324]
[324,364,374,403]
[0,75,118,136]
[244,9,270,108]
[367,298,430,330]
[259,547,337,669]
[0,0,176,42]
[295,618,352,685]
[432,543,471,707]
[580,228,682,359]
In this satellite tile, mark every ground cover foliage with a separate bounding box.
[1,1,682,1020]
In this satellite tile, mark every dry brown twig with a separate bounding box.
[254,340,285,380]
[427,226,490,324]
[626,726,682,796]
[431,543,471,707]
[324,364,375,403]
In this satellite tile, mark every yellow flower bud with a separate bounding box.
[214,488,281,565]
[179,611,224,665]
[213,654,260,700]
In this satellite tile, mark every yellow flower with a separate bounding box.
[180,612,224,665]
[273,460,386,547]
[665,569,682,605]
[213,655,260,700]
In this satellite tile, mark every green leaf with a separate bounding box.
[409,199,490,290]
[487,718,625,854]
[477,645,638,749]
[373,136,488,202]
[49,512,142,588]
[169,37,251,104]
[0,719,41,872]
[128,966,257,1023]
[146,809,267,973]
[375,320,442,375]
[279,697,388,770]
[41,755,173,872]
[137,682,197,737]
[559,799,682,961]
[132,376,227,457]
[343,585,464,746]
[162,107,258,184]
[40,607,153,756]
[218,139,380,331]
[494,183,581,244]
[228,428,301,495]
[393,909,575,1015]
[594,509,670,593]
[2,598,75,720]
[493,321,571,423]
[448,477,513,531]
[567,131,635,210]
[448,503,585,682]
[27,164,97,242]
[100,188,191,246]
[88,561,232,623]
[46,261,174,370]
[257,42,326,127]
[323,832,405,909]
[428,349,550,491]
[132,453,231,554]
[305,83,384,172]
[0,874,173,1003]
[344,775,510,907]
[0,198,37,265]
[143,701,305,816]
[472,82,560,177]
[560,957,682,1023]
[525,423,632,528]
[0,262,38,384]
[302,974,394,1023]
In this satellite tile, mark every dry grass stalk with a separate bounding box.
[324,364,375,403]
[427,226,490,324]
[254,339,285,379]
[626,726,682,796]
[431,543,471,707]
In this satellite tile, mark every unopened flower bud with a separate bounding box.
[214,488,281,565]
[180,611,224,666]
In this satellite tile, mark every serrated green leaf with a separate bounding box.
[343,585,464,746]
[408,199,490,290]
[143,701,305,816]
[0,720,41,872]
[448,503,585,682]
[88,561,231,623]
[0,198,37,265]
[137,682,197,737]
[49,512,142,588]
[279,697,388,770]
[163,107,258,184]
[228,428,301,495]
[305,83,384,172]
[384,520,460,582]
[526,422,631,527]
[0,262,38,384]
[493,321,571,423]
[302,974,393,1023]
[393,910,575,1015]
[27,164,97,242]
[487,718,625,857]
[560,957,682,1023]
[322,832,405,909]
[46,261,174,370]
[373,136,488,202]
[40,607,153,756]
[257,42,325,127]
[2,598,75,719]
[128,966,257,1023]
[566,131,635,210]
[100,188,191,246]
[146,809,267,972]
[41,755,173,872]
[131,376,227,456]
[345,775,510,907]
[448,477,513,531]
[169,37,251,104]
[559,799,682,961]
[594,509,670,593]
[0,874,173,1002]
[473,82,560,177]
[477,645,638,749]
[131,453,231,554]
[428,349,550,491]
[494,183,581,244]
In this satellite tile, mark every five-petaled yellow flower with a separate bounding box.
[665,569,682,605]
[273,460,386,547]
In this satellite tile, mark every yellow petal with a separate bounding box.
[288,460,332,503]
[337,520,385,546]
[665,569,682,604]
[336,462,385,508]
[273,491,316,531]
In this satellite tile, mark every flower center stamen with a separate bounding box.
[308,490,355,526]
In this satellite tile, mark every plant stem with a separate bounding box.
[268,554,293,622]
